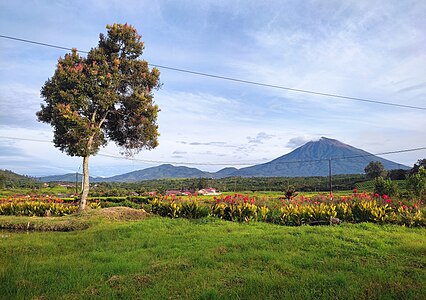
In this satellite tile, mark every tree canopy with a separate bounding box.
[408,166,426,199]
[364,161,385,179]
[37,23,161,209]
[410,159,426,174]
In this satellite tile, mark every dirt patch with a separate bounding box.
[0,218,90,232]
[218,246,228,254]
[132,274,152,287]
[0,207,149,232]
[84,207,150,221]
[107,275,123,287]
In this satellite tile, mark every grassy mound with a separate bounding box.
[0,207,150,232]
[79,206,150,221]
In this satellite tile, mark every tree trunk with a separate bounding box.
[79,155,90,211]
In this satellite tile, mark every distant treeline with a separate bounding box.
[2,164,422,195]
[88,174,368,196]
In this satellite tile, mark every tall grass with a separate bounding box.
[1,215,425,299]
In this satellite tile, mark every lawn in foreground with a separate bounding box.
[1,214,425,299]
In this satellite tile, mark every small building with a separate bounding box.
[198,188,221,196]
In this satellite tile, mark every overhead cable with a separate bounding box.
[1,135,424,166]
[1,34,425,111]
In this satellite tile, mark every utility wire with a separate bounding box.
[0,35,82,53]
[1,135,424,166]
[146,64,426,111]
[1,34,426,111]
[96,152,257,166]
[0,135,255,166]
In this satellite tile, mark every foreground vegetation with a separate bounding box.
[1,165,424,298]
[1,212,425,299]
[2,190,425,227]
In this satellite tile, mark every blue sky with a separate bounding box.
[1,0,425,176]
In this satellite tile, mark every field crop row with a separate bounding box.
[2,190,424,227]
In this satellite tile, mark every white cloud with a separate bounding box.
[287,136,319,149]
[1,0,425,175]
[247,132,274,144]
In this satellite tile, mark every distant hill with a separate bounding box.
[0,169,40,187]
[101,164,211,182]
[38,173,97,183]
[38,137,409,182]
[232,137,408,177]
[211,167,239,178]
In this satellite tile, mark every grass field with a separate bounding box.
[1,210,425,299]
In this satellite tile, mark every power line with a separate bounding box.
[146,64,426,111]
[0,35,83,53]
[1,34,426,111]
[332,148,426,161]
[0,136,52,143]
[97,152,257,166]
[0,135,256,166]
[1,135,424,166]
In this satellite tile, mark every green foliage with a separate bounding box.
[36,23,161,208]
[100,199,140,209]
[387,168,407,180]
[364,161,386,179]
[0,196,100,216]
[0,217,425,299]
[87,174,368,194]
[2,191,424,227]
[374,177,398,197]
[211,202,260,222]
[410,158,426,174]
[150,198,209,219]
[407,166,426,199]
[147,193,425,227]
[0,170,41,189]
[277,203,337,226]
[37,23,160,157]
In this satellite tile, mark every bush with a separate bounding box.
[0,196,100,217]
[374,177,398,197]
[100,200,140,209]
[407,166,426,199]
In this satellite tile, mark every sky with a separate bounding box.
[0,0,425,177]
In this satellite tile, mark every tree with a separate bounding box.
[373,177,398,197]
[387,169,407,180]
[37,24,160,210]
[407,166,426,199]
[364,161,385,179]
[410,159,426,174]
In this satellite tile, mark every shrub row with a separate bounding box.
[0,197,100,217]
[150,199,209,219]
[1,193,424,227]
[148,194,425,227]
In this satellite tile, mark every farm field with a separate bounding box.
[1,212,425,300]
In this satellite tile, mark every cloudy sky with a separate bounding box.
[1,0,425,177]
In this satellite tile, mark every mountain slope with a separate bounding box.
[233,137,408,177]
[37,138,409,182]
[102,164,211,182]
[0,169,40,187]
[211,167,239,178]
[38,173,97,183]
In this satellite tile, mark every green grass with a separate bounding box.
[1,212,425,299]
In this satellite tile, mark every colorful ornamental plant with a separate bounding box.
[0,196,100,217]
[1,191,424,227]
[148,191,425,227]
